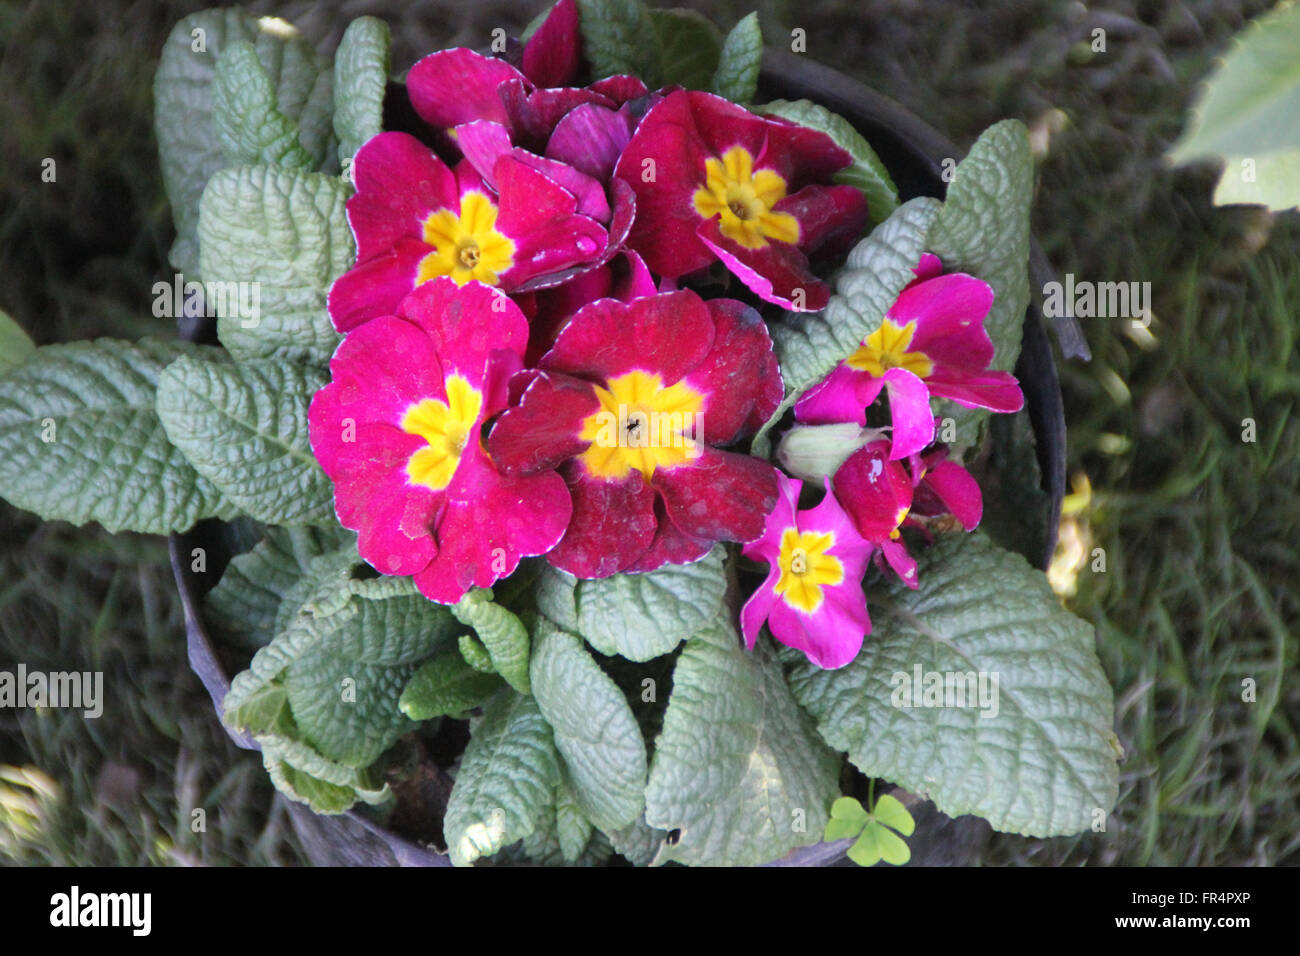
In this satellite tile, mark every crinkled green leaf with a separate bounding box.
[204,525,355,647]
[753,196,941,456]
[333,17,390,166]
[156,355,333,525]
[213,40,314,168]
[530,620,647,831]
[1212,150,1300,211]
[443,689,561,866]
[787,533,1119,837]
[154,9,335,274]
[0,339,236,533]
[227,681,292,737]
[554,775,596,863]
[645,634,839,866]
[260,730,389,814]
[198,165,352,364]
[450,589,531,693]
[710,12,762,104]
[575,0,661,85]
[1168,3,1300,163]
[603,814,669,866]
[398,649,504,720]
[458,633,496,673]
[651,8,723,90]
[536,546,727,661]
[758,98,899,225]
[0,309,35,375]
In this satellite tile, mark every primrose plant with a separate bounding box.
[0,0,1120,866]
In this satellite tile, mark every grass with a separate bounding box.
[1,0,1297,866]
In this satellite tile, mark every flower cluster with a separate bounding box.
[308,0,1025,669]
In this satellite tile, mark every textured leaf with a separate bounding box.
[753,196,941,456]
[450,590,531,693]
[333,17,391,166]
[1212,150,1300,211]
[1168,3,1300,162]
[575,0,662,85]
[536,546,726,661]
[710,12,762,104]
[260,730,389,813]
[759,98,899,225]
[530,620,647,831]
[213,40,315,168]
[0,339,235,533]
[0,309,35,375]
[399,649,504,720]
[651,8,723,91]
[787,533,1119,837]
[156,355,333,525]
[443,689,561,866]
[198,165,353,364]
[154,10,334,274]
[458,633,496,673]
[554,775,596,863]
[204,525,356,647]
[603,814,669,866]
[645,634,839,866]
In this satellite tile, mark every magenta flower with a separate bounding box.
[613,90,868,311]
[488,289,783,578]
[309,278,572,604]
[328,131,609,332]
[740,473,874,670]
[795,254,1025,459]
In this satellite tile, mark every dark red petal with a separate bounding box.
[916,459,983,530]
[775,184,868,260]
[521,0,581,88]
[546,462,658,579]
[487,370,600,475]
[546,102,636,181]
[832,441,914,543]
[397,279,528,396]
[652,448,778,545]
[501,79,611,149]
[678,298,783,445]
[327,239,429,333]
[347,133,460,261]
[697,217,830,311]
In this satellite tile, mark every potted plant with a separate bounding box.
[0,0,1119,867]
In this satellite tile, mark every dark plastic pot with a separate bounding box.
[170,48,1069,868]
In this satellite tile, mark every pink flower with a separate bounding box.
[614,90,868,311]
[488,289,783,578]
[740,473,874,670]
[309,279,572,604]
[328,132,610,332]
[795,254,1025,459]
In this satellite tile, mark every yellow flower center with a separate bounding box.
[418,191,516,287]
[577,370,705,482]
[846,319,934,378]
[401,374,484,491]
[774,528,844,613]
[691,146,800,250]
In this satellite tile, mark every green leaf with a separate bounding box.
[758,98,899,225]
[824,794,870,840]
[529,620,647,831]
[575,0,662,85]
[260,730,389,813]
[458,633,496,673]
[645,634,840,866]
[651,8,723,90]
[710,12,762,104]
[971,409,1051,565]
[1212,151,1300,211]
[0,339,236,533]
[787,533,1119,837]
[555,775,596,863]
[197,165,353,364]
[450,589,531,693]
[536,546,727,661]
[603,814,668,866]
[871,792,916,837]
[753,196,941,456]
[848,820,910,866]
[398,649,504,720]
[0,309,35,375]
[227,681,292,737]
[443,689,561,866]
[1168,3,1300,163]
[204,525,356,647]
[154,10,334,275]
[333,17,390,166]
[156,355,333,525]
[213,40,315,168]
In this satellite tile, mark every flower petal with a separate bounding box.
[678,298,783,445]
[407,48,522,129]
[328,240,429,332]
[347,132,460,261]
[546,462,659,578]
[651,447,778,545]
[832,441,913,544]
[546,101,636,181]
[521,0,581,88]
[918,459,983,530]
[487,370,600,474]
[794,364,886,427]
[881,367,936,460]
[696,216,831,311]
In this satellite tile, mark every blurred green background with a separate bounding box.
[0,0,1295,865]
